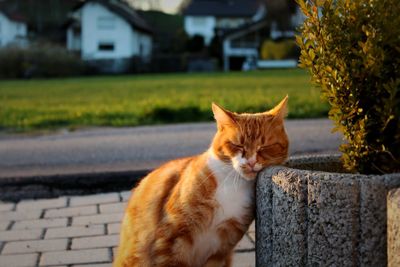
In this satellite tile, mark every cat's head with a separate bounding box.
[211,96,289,180]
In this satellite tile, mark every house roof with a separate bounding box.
[222,19,268,39]
[0,9,27,23]
[183,0,261,17]
[73,0,153,34]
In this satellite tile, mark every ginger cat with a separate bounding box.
[114,96,289,267]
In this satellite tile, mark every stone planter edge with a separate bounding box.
[255,154,400,266]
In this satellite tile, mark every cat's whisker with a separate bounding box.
[221,169,232,192]
[232,173,237,191]
[236,173,242,190]
[197,161,233,190]
[229,169,238,185]
[198,169,218,188]
[234,172,240,191]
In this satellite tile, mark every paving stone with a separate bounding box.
[107,223,121,235]
[2,238,68,254]
[73,213,124,226]
[45,205,97,218]
[234,235,255,251]
[0,253,38,267]
[0,209,42,222]
[247,221,256,243]
[0,229,43,241]
[71,234,120,249]
[40,248,110,266]
[0,203,15,212]
[232,252,255,267]
[112,245,118,256]
[100,202,127,214]
[69,193,120,207]
[119,191,131,201]
[13,217,68,230]
[17,197,67,211]
[0,221,10,231]
[248,221,255,232]
[45,225,104,239]
[247,232,255,243]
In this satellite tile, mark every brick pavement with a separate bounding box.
[0,192,255,267]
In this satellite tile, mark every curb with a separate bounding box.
[0,169,150,202]
[0,154,339,202]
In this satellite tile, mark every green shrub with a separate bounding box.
[296,0,400,174]
[260,39,299,60]
[0,44,85,79]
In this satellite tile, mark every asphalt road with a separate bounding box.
[0,119,342,178]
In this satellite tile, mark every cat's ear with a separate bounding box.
[212,103,236,129]
[268,95,288,121]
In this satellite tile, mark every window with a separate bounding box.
[192,17,206,26]
[98,42,114,51]
[216,18,246,29]
[97,16,115,30]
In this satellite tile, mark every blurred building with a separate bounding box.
[0,10,28,47]
[183,0,264,45]
[183,0,305,71]
[222,5,304,71]
[65,0,153,73]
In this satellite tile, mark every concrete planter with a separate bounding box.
[387,188,400,267]
[256,154,400,266]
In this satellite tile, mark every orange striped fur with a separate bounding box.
[114,96,289,267]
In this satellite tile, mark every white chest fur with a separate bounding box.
[190,151,255,265]
[209,153,255,226]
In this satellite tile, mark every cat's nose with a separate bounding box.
[246,161,256,168]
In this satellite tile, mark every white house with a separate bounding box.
[0,10,28,47]
[183,0,264,45]
[66,0,153,72]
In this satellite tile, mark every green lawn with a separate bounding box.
[0,69,328,132]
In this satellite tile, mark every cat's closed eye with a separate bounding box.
[227,141,244,151]
[257,143,284,158]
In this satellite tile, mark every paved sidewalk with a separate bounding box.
[0,192,255,267]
